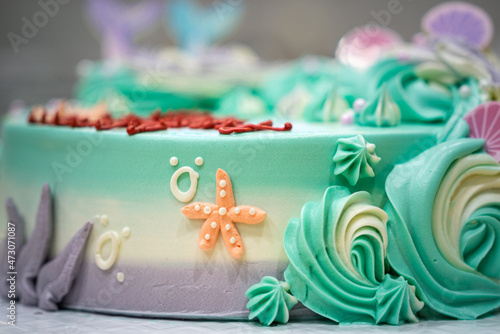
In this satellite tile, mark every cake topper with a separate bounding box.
[165,0,245,53]
[86,0,162,61]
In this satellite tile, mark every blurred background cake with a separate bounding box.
[2,0,500,117]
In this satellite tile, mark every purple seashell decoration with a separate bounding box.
[86,0,162,61]
[422,2,494,50]
[336,26,403,69]
[464,101,500,162]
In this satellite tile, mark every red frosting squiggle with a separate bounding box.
[28,107,293,135]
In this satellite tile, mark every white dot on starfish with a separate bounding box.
[225,224,231,231]
[249,208,256,216]
[195,157,204,166]
[211,222,217,228]
[204,207,211,214]
[195,204,201,211]
[220,190,226,197]
[205,234,211,240]
[219,180,226,187]
[230,237,236,244]
[219,207,227,215]
[234,207,240,214]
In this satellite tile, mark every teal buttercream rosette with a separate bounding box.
[283,186,424,325]
[384,138,500,319]
[382,74,500,319]
[355,59,454,126]
[246,276,298,326]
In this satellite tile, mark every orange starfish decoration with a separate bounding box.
[181,169,266,259]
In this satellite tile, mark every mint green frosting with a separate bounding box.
[437,79,482,143]
[357,85,401,127]
[275,84,312,119]
[351,59,454,124]
[261,57,360,108]
[284,186,423,325]
[216,87,268,117]
[460,207,500,279]
[375,275,425,325]
[386,70,452,123]
[333,135,381,186]
[385,138,500,319]
[363,58,415,98]
[303,82,349,122]
[246,276,298,326]
[76,63,217,115]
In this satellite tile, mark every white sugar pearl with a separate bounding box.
[170,157,178,166]
[353,98,366,113]
[220,190,226,197]
[211,222,217,228]
[234,207,240,214]
[205,234,211,240]
[195,204,201,211]
[195,157,204,166]
[219,207,227,215]
[230,237,236,244]
[225,224,231,231]
[340,110,354,125]
[249,208,256,216]
[459,85,471,98]
[117,272,125,283]
[204,207,211,214]
[219,180,226,187]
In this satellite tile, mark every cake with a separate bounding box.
[1,1,500,327]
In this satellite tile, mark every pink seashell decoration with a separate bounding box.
[464,101,500,162]
[336,26,403,69]
[422,2,494,50]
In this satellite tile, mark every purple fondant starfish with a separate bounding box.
[17,184,52,306]
[37,222,93,311]
[0,199,26,298]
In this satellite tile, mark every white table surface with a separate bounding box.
[1,300,499,334]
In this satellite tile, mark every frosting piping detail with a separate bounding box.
[170,166,200,202]
[246,276,298,326]
[284,186,423,325]
[385,138,500,319]
[333,135,381,186]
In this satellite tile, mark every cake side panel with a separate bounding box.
[0,122,438,318]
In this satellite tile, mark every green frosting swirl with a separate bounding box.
[333,135,381,186]
[284,186,423,325]
[385,138,500,319]
[303,82,349,122]
[216,87,268,117]
[354,59,454,124]
[357,85,401,127]
[246,276,298,326]
[386,69,452,123]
